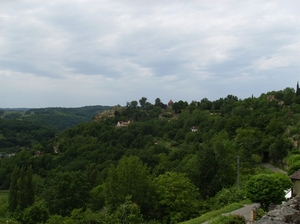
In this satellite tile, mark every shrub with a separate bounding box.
[209,214,246,224]
[288,161,300,175]
[287,154,300,166]
[245,174,285,209]
[206,187,246,210]
[14,202,49,224]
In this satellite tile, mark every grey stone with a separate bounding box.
[255,197,300,224]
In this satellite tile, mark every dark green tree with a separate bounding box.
[172,102,181,113]
[199,98,212,110]
[283,87,295,105]
[155,97,162,106]
[114,196,144,224]
[8,166,34,213]
[14,202,49,224]
[90,184,106,211]
[139,97,147,108]
[25,166,34,209]
[185,142,236,199]
[85,163,98,189]
[43,171,90,216]
[130,100,138,108]
[8,167,19,212]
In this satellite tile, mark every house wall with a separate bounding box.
[292,180,300,197]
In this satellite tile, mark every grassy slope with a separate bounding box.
[179,201,250,224]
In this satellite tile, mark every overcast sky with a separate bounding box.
[1,0,300,108]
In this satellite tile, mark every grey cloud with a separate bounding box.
[65,60,120,77]
[1,59,63,79]
[2,0,300,107]
[147,60,182,77]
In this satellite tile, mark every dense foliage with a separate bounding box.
[1,105,110,130]
[245,174,286,209]
[0,88,299,223]
[0,119,56,154]
[209,214,246,224]
[0,106,110,154]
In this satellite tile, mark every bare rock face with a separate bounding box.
[255,196,300,224]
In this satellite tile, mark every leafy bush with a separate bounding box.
[13,202,48,224]
[255,208,267,221]
[90,184,105,211]
[272,173,292,190]
[113,198,144,224]
[0,218,20,224]
[209,214,246,224]
[287,154,300,166]
[288,161,300,175]
[206,187,246,211]
[246,174,285,209]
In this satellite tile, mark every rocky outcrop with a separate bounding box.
[255,196,300,223]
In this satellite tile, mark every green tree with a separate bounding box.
[283,87,295,105]
[172,102,181,113]
[15,202,49,224]
[90,184,106,211]
[199,98,212,110]
[234,128,262,161]
[139,97,147,108]
[153,172,200,223]
[43,171,89,216]
[85,163,98,189]
[225,116,244,138]
[8,167,19,212]
[104,156,151,215]
[272,173,292,191]
[25,167,34,209]
[245,174,285,209]
[185,142,236,199]
[155,98,162,107]
[130,100,138,108]
[8,166,34,213]
[114,196,144,224]
[177,100,188,109]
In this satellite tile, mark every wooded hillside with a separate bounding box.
[0,87,299,223]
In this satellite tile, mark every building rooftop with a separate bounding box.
[290,169,300,180]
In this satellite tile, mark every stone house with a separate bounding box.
[116,121,130,127]
[289,169,300,196]
[168,100,174,108]
[190,126,199,132]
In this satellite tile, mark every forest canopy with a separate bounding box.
[0,87,299,223]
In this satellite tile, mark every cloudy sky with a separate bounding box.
[1,0,300,108]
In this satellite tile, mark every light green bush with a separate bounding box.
[209,214,246,224]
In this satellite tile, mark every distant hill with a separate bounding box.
[1,105,111,131]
